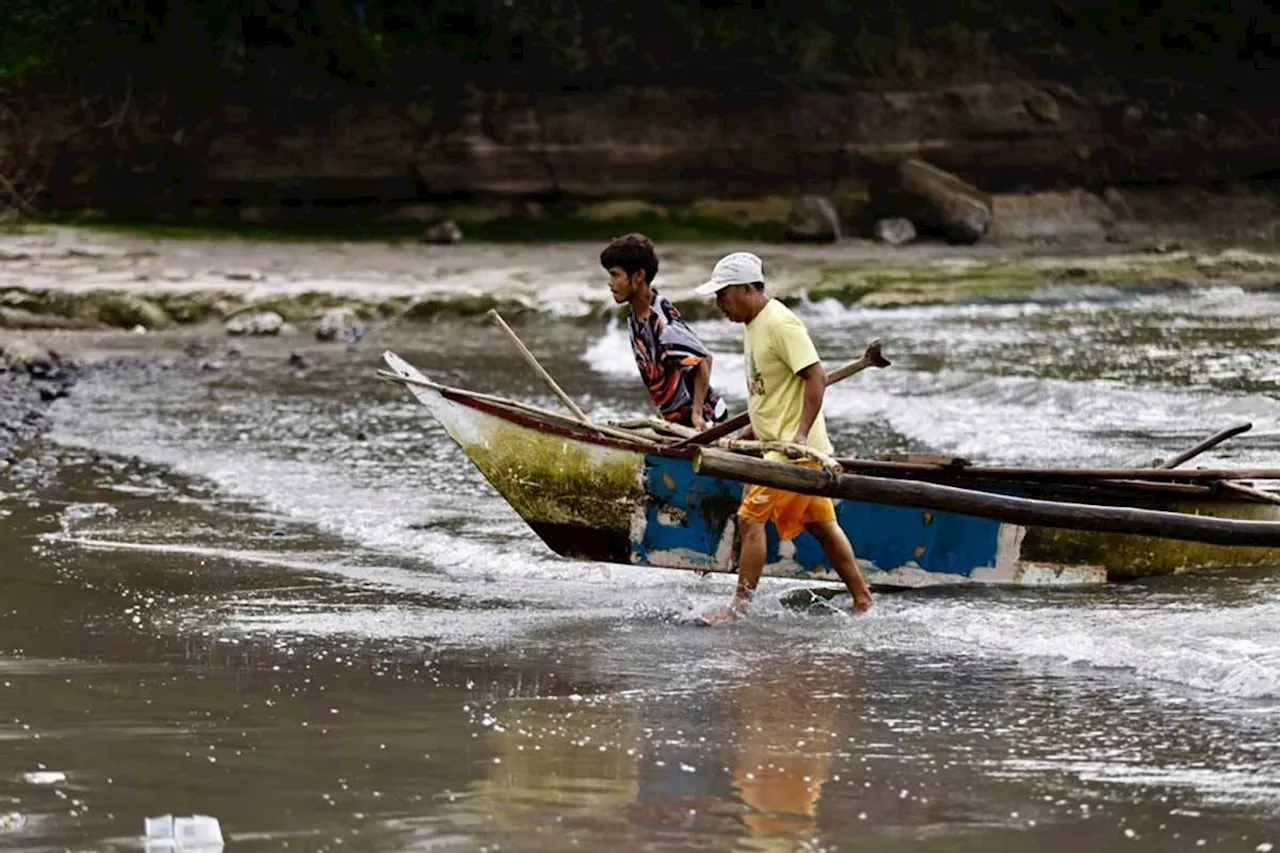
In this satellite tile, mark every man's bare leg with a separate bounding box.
[700,518,767,626]
[805,520,873,613]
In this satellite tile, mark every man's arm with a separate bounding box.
[793,361,827,445]
[690,353,712,430]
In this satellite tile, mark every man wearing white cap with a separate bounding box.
[694,252,873,624]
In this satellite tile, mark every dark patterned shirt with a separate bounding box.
[628,291,725,426]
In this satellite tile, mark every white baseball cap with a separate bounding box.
[695,252,764,296]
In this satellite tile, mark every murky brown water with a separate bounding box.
[4,282,1280,851]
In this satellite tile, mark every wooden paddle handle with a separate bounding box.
[677,339,890,447]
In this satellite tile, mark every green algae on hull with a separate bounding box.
[462,425,643,532]
[1021,500,1280,579]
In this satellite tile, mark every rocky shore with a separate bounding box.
[4,213,1280,335]
[0,339,78,470]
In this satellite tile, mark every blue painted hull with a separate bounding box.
[634,452,1007,584]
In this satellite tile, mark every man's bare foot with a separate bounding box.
[698,602,748,627]
[852,593,873,614]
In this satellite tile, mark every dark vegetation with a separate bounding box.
[0,1,1276,219]
[4,1,1277,96]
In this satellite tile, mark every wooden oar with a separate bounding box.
[696,448,1280,548]
[674,339,890,448]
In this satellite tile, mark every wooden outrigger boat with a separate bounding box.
[381,337,1280,590]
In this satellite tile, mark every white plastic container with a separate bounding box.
[144,814,224,849]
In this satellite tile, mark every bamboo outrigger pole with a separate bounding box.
[694,448,1280,548]
[487,309,591,423]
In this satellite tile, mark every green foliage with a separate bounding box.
[2,1,1275,101]
[0,0,84,80]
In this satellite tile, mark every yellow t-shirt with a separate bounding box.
[743,299,832,460]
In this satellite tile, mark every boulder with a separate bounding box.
[225,310,284,336]
[315,307,366,344]
[95,294,173,329]
[784,195,841,242]
[988,190,1115,241]
[420,220,463,244]
[0,340,49,370]
[873,217,917,245]
[871,158,992,244]
[1023,90,1061,124]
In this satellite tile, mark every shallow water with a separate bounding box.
[4,280,1280,851]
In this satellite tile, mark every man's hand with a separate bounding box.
[691,412,708,432]
[791,430,808,446]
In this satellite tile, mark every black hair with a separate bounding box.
[600,233,658,285]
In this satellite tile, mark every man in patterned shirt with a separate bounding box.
[601,233,727,431]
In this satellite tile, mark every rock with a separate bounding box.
[287,351,309,368]
[784,195,841,242]
[0,341,48,370]
[871,158,992,245]
[1102,187,1132,217]
[37,383,68,402]
[225,310,284,336]
[988,191,1115,241]
[314,307,366,344]
[95,295,173,329]
[419,220,463,244]
[1023,90,1061,124]
[25,355,58,379]
[223,269,266,282]
[413,83,1102,199]
[873,217,916,245]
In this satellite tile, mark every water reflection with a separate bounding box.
[727,670,841,846]
[466,658,855,849]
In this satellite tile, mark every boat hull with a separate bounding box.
[384,352,1280,587]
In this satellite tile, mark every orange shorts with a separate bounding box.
[737,480,836,542]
